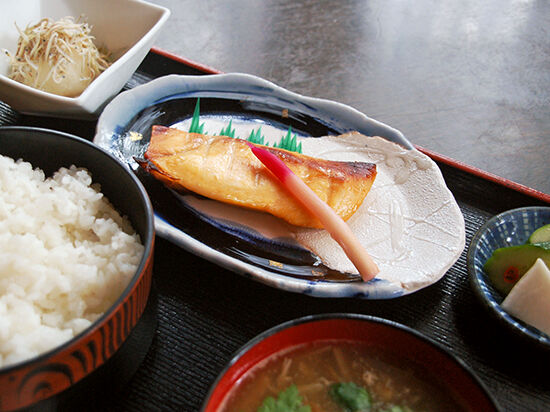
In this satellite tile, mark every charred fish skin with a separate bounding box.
[141,125,377,228]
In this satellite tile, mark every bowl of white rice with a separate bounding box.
[0,126,155,411]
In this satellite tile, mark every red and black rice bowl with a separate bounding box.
[0,126,155,411]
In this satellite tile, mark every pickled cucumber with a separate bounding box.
[528,224,550,244]
[484,244,550,296]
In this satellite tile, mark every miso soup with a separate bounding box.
[220,341,467,412]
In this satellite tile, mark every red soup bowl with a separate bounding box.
[202,313,500,412]
[0,126,155,411]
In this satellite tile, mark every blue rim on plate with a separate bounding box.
[94,73,460,299]
[467,206,550,349]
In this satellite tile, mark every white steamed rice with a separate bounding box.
[0,154,144,368]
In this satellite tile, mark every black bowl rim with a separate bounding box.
[467,206,550,350]
[200,312,501,411]
[0,126,155,374]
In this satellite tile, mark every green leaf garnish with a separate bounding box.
[188,98,206,134]
[247,127,266,145]
[257,385,311,412]
[218,119,236,137]
[272,126,302,153]
[329,382,371,412]
[187,99,304,153]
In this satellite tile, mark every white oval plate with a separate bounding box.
[95,73,465,299]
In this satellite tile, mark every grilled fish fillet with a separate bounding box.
[139,125,377,228]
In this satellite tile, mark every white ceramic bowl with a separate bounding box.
[0,0,170,118]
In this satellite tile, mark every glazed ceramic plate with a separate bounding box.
[468,206,550,349]
[95,73,465,299]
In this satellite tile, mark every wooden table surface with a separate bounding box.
[148,0,550,196]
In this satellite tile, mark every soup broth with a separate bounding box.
[220,341,466,412]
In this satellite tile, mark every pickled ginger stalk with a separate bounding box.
[247,142,379,281]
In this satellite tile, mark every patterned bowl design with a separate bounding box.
[467,206,550,349]
[0,126,155,410]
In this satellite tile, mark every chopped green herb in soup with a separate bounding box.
[220,342,466,412]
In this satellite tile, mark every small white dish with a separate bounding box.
[0,0,170,118]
